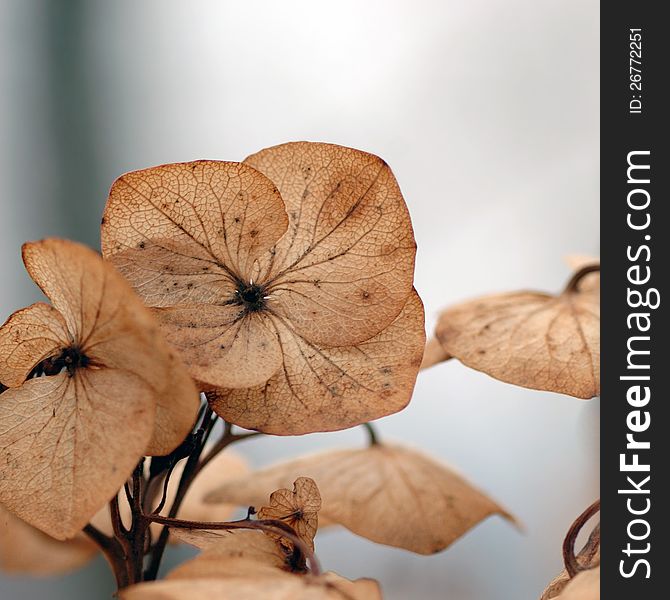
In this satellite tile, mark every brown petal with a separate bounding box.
[171,528,289,562]
[0,372,155,539]
[245,142,416,347]
[102,161,288,281]
[0,303,71,387]
[120,573,382,600]
[21,238,199,455]
[434,272,600,398]
[153,305,282,389]
[258,477,321,551]
[205,444,515,555]
[207,291,424,435]
[0,504,97,575]
[108,239,238,308]
[100,161,289,389]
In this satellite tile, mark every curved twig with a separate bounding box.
[145,514,321,576]
[563,499,601,578]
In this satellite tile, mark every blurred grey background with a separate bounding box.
[0,1,599,598]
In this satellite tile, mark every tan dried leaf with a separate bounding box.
[433,268,600,398]
[556,567,599,600]
[169,529,298,579]
[101,144,422,435]
[420,337,451,370]
[101,160,289,390]
[205,444,515,555]
[207,291,424,434]
[243,142,416,348]
[171,528,289,563]
[0,239,198,539]
[257,477,321,551]
[121,572,381,600]
[0,504,97,575]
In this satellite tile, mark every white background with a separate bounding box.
[0,1,599,598]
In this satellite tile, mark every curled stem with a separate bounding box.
[564,264,600,293]
[563,499,601,578]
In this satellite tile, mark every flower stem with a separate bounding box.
[83,524,129,589]
[562,499,600,578]
[145,514,321,576]
[362,422,380,446]
[564,264,600,293]
[143,407,215,581]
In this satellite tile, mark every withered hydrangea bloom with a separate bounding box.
[0,239,199,539]
[101,142,425,435]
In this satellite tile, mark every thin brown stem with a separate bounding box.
[194,426,262,478]
[110,495,127,537]
[564,264,600,293]
[83,524,129,589]
[128,460,148,584]
[563,499,601,578]
[145,514,321,576]
[143,407,215,580]
[362,422,380,446]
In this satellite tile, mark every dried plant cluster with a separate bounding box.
[0,142,600,599]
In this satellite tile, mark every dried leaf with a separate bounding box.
[0,303,71,387]
[207,291,424,435]
[433,268,600,398]
[171,528,290,564]
[169,529,299,578]
[258,477,321,551]
[0,504,97,575]
[205,444,515,554]
[420,337,451,370]
[0,239,198,539]
[121,572,381,600]
[556,567,599,600]
[101,144,423,435]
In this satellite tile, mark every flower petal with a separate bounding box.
[155,305,282,389]
[0,371,155,539]
[101,160,288,286]
[0,303,71,387]
[245,142,416,347]
[22,239,199,455]
[207,290,424,434]
[108,239,238,308]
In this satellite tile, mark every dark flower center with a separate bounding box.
[235,281,266,312]
[29,346,90,379]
